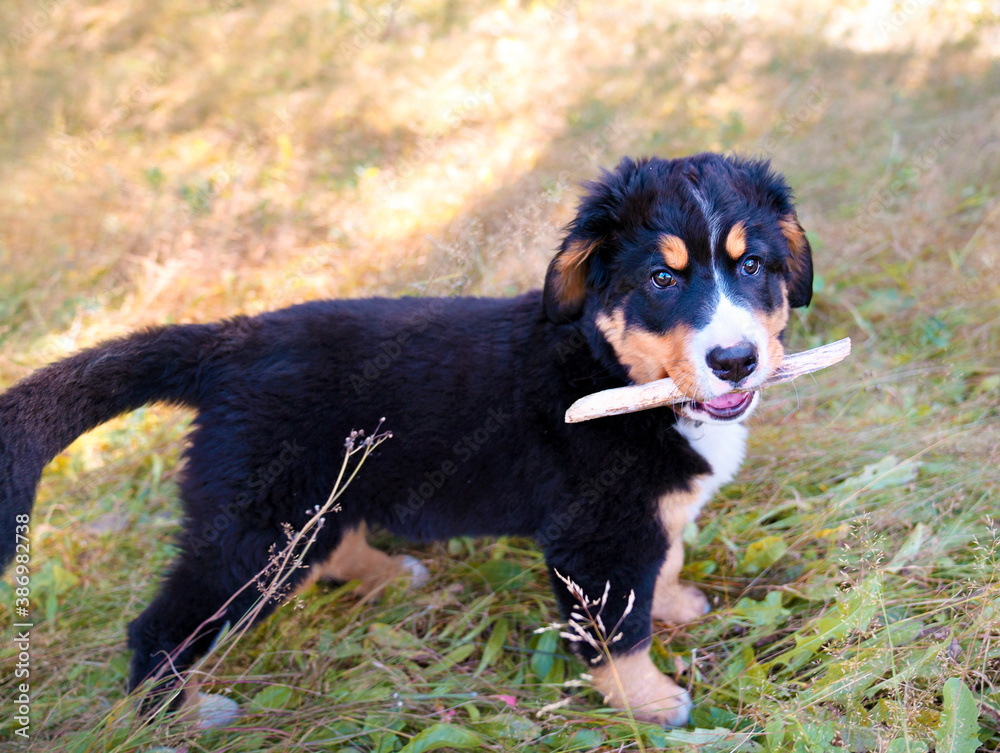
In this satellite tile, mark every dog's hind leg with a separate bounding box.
[311,522,428,597]
[126,523,327,711]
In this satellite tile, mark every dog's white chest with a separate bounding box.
[673,420,748,522]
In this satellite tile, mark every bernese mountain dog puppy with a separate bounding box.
[0,153,812,726]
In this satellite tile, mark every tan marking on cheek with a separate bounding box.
[596,310,700,390]
[650,327,700,398]
[590,649,691,726]
[766,313,788,370]
[620,327,691,385]
[725,221,747,261]
[658,235,689,269]
[753,286,790,373]
[552,238,598,309]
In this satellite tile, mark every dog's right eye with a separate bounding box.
[650,270,676,289]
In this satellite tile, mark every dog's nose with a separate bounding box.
[706,342,758,384]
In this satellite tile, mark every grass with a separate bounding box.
[1,0,1000,749]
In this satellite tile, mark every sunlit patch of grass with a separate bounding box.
[2,0,1000,750]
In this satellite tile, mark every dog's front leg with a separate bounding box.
[651,497,710,624]
[544,543,692,727]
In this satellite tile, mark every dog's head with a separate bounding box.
[545,154,813,424]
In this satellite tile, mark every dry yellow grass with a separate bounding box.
[2,0,993,363]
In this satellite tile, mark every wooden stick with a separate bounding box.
[565,337,852,424]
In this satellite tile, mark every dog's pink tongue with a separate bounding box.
[705,393,747,410]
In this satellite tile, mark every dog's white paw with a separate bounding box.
[652,687,693,728]
[398,555,430,589]
[195,692,241,729]
[652,584,711,625]
[591,650,693,728]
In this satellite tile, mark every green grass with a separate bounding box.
[2,0,1000,750]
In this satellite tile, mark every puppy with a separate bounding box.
[0,153,812,726]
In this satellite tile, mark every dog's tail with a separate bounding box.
[0,322,224,570]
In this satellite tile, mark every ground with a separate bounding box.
[1,0,999,750]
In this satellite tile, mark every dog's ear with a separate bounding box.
[543,236,600,322]
[778,212,813,308]
[544,157,646,322]
[730,156,814,309]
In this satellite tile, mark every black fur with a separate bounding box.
[0,153,813,711]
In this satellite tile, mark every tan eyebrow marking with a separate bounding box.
[725,221,747,260]
[658,235,689,269]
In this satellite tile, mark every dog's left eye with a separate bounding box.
[650,270,676,288]
[741,257,762,276]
